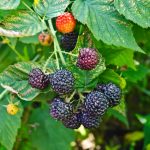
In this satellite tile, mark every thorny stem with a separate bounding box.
[48,19,66,66]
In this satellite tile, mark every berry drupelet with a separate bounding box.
[49,69,75,95]
[61,32,78,51]
[84,91,109,116]
[29,68,49,90]
[77,48,99,70]
[97,83,122,107]
[80,112,101,128]
[62,113,81,129]
[50,97,73,121]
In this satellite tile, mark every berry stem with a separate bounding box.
[0,89,8,100]
[48,20,66,66]
[1,37,26,61]
[61,51,78,57]
[43,52,55,72]
[66,90,76,103]
[54,42,60,69]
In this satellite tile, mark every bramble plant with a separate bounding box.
[0,0,150,150]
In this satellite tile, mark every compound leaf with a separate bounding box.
[72,0,143,52]
[34,0,70,19]
[114,0,150,28]
[0,0,20,10]
[0,11,46,37]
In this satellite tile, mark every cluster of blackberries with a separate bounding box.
[29,68,75,94]
[28,68,122,129]
[50,83,122,129]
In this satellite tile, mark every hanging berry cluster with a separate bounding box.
[28,12,122,129]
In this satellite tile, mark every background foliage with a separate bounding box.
[0,0,150,150]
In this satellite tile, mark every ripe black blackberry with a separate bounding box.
[49,69,75,95]
[62,113,81,129]
[80,112,101,128]
[50,98,73,121]
[97,83,121,107]
[84,91,109,116]
[77,48,99,70]
[61,32,78,51]
[29,68,49,89]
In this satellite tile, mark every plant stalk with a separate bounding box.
[48,20,66,66]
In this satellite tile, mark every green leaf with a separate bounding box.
[0,94,23,150]
[100,48,135,69]
[66,54,106,90]
[144,122,150,148]
[114,0,150,28]
[123,65,150,83]
[0,11,46,37]
[108,98,128,126]
[34,0,70,19]
[99,69,122,86]
[0,0,20,10]
[29,106,75,150]
[125,131,144,142]
[19,34,39,44]
[72,0,143,52]
[138,115,150,147]
[0,62,42,101]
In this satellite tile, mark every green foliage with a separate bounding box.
[123,65,150,83]
[72,0,143,52]
[0,94,23,150]
[114,0,150,28]
[0,0,149,149]
[0,62,43,101]
[28,106,75,150]
[137,115,150,148]
[0,0,20,10]
[98,69,122,86]
[34,0,70,19]
[108,98,128,126]
[100,48,135,69]
[0,11,46,37]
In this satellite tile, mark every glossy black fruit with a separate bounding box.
[29,68,49,89]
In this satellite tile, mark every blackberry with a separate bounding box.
[97,83,122,107]
[50,98,73,121]
[50,69,75,95]
[84,91,109,116]
[61,32,78,51]
[29,68,49,89]
[80,112,101,128]
[62,113,81,129]
[77,48,99,70]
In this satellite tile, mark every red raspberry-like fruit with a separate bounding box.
[38,33,52,46]
[56,12,76,34]
[77,48,99,70]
